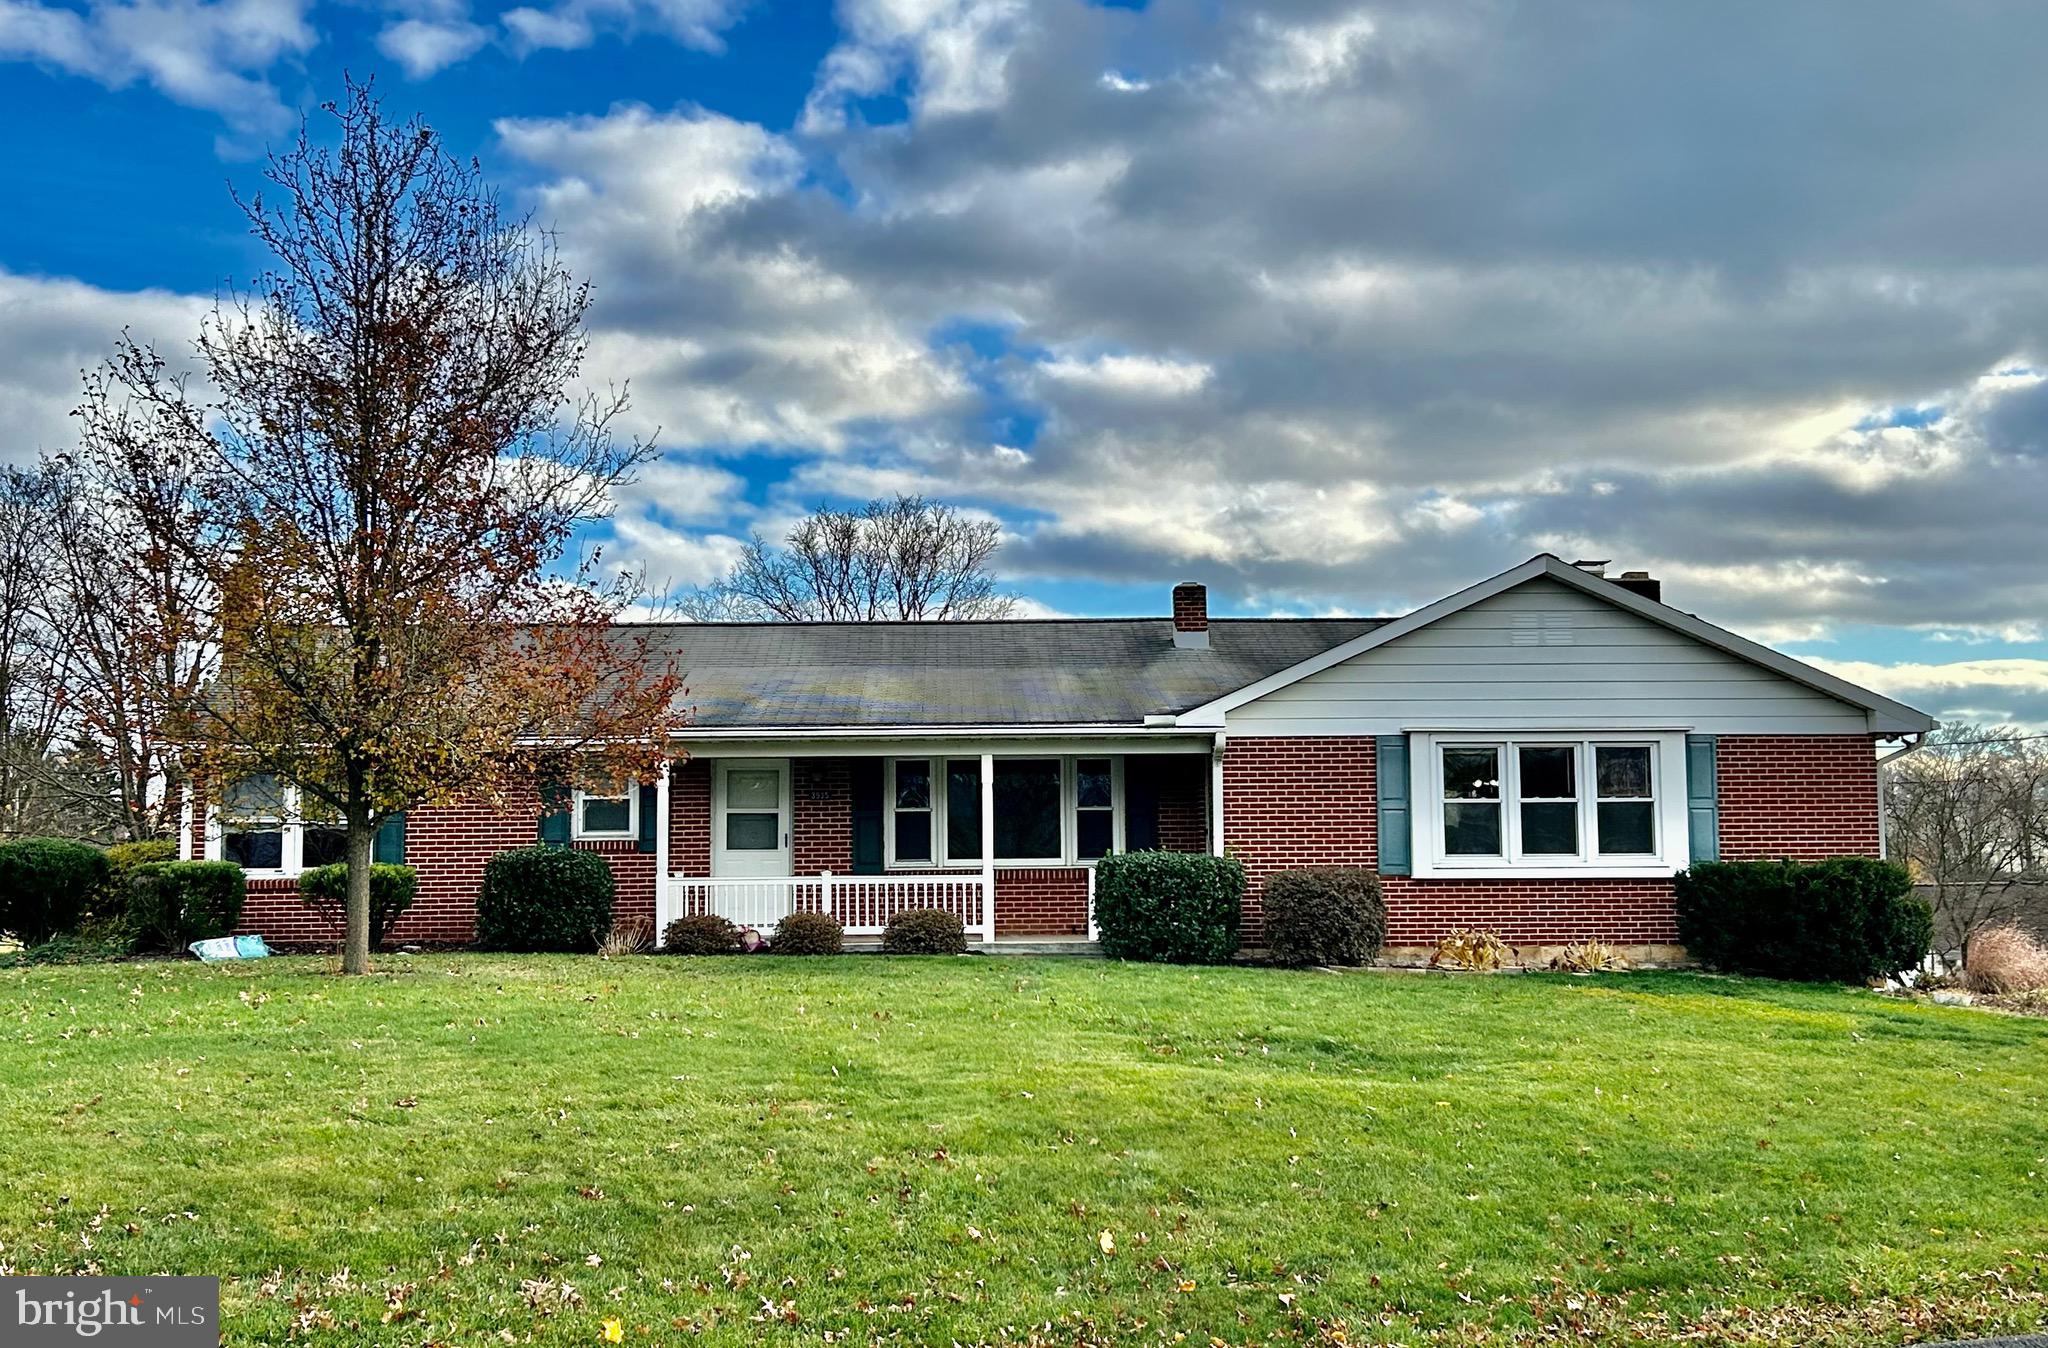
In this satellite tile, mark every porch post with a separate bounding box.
[980,751,996,943]
[1209,733,1226,855]
[654,755,672,945]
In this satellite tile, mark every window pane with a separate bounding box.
[1520,801,1579,854]
[726,812,778,851]
[897,811,932,862]
[1076,759,1113,809]
[225,829,283,869]
[302,825,349,868]
[1518,746,1575,799]
[995,760,1062,859]
[893,761,931,810]
[1442,747,1500,800]
[1076,810,1114,860]
[946,761,981,860]
[1598,801,1655,854]
[582,796,631,834]
[1596,746,1652,799]
[223,772,284,821]
[729,769,780,810]
[1443,802,1501,855]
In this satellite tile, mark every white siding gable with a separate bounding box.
[1223,576,1870,736]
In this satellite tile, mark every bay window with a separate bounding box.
[886,755,1124,867]
[1414,733,1687,878]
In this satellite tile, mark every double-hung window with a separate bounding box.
[1415,733,1686,878]
[886,756,1123,867]
[574,781,638,840]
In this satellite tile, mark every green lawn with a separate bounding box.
[2,957,2044,1345]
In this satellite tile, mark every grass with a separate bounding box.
[2,956,2045,1345]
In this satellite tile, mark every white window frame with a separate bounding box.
[573,782,640,841]
[1411,731,1689,879]
[884,755,1124,868]
[207,774,348,878]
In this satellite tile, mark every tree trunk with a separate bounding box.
[343,816,374,974]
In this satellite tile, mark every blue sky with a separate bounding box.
[5,0,2048,726]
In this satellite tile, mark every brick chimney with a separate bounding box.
[1172,581,1209,649]
[1612,570,1662,603]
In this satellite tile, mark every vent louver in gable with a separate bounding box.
[1509,611,1573,647]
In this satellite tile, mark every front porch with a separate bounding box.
[642,735,1217,945]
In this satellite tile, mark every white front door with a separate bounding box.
[712,758,791,877]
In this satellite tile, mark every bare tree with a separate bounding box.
[684,495,1017,621]
[0,465,78,838]
[80,79,684,972]
[1885,723,2048,957]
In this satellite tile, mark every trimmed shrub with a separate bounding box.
[0,838,112,945]
[297,862,420,948]
[1262,867,1386,967]
[127,861,247,953]
[475,846,614,953]
[770,911,844,955]
[662,913,744,955]
[1961,924,2048,995]
[97,839,177,921]
[1093,850,1244,964]
[883,907,968,955]
[1675,856,1931,982]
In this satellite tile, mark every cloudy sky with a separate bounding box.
[5,0,2048,727]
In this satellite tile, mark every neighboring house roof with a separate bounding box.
[1172,554,1936,737]
[637,618,1387,728]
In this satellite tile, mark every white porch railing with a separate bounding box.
[663,872,993,942]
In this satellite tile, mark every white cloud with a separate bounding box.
[802,0,1030,131]
[0,270,209,467]
[1037,352,1212,398]
[376,16,490,77]
[0,0,313,135]
[500,0,740,54]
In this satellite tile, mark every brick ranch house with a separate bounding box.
[182,555,1934,961]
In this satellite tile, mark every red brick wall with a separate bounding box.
[1153,755,1211,852]
[1222,733,1880,948]
[230,780,660,947]
[793,758,853,874]
[671,759,711,875]
[1716,734,1881,859]
[993,867,1090,936]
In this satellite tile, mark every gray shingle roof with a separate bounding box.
[632,618,1388,728]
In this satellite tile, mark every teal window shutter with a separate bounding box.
[1376,735,1412,876]
[539,781,572,847]
[373,812,407,864]
[1685,735,1719,863]
[637,782,658,853]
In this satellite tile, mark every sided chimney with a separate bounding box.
[1172,581,1209,649]
[1612,569,1662,603]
